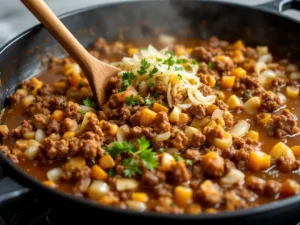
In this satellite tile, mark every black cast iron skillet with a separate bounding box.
[1,0,300,224]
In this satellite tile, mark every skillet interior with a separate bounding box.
[1,0,300,223]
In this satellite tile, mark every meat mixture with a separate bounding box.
[1,36,300,214]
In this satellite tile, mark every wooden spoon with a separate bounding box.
[21,0,121,107]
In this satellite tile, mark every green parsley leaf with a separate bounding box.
[79,81,85,87]
[176,59,182,64]
[174,154,183,162]
[123,158,141,177]
[185,65,191,70]
[156,58,162,62]
[208,62,215,69]
[149,66,158,78]
[185,159,193,166]
[83,98,97,108]
[153,92,159,99]
[177,74,183,81]
[149,81,155,88]
[79,109,85,116]
[214,84,220,90]
[243,91,249,98]
[159,147,165,152]
[138,136,158,170]
[137,136,151,152]
[163,56,175,67]
[175,66,183,71]
[144,97,152,106]
[137,58,151,75]
[125,95,140,106]
[192,59,198,65]
[119,72,136,92]
[182,59,188,63]
[108,141,136,157]
[108,168,116,177]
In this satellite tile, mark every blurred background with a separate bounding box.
[0,0,299,48]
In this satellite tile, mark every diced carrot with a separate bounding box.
[178,113,189,125]
[91,165,108,181]
[43,180,57,188]
[152,102,169,113]
[131,192,149,203]
[174,186,193,207]
[99,154,115,169]
[248,151,271,172]
[51,110,64,122]
[140,108,157,126]
[159,152,175,172]
[280,179,300,198]
[68,72,82,87]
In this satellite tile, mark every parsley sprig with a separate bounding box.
[125,94,140,106]
[149,66,158,78]
[83,98,97,108]
[119,72,136,92]
[137,58,151,75]
[107,136,158,177]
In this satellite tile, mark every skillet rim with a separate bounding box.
[1,0,300,220]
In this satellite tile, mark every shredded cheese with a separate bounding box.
[111,45,216,108]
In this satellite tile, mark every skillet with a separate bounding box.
[1,0,300,224]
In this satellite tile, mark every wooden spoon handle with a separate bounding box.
[21,0,91,71]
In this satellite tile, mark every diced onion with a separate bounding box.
[139,81,148,97]
[116,178,139,191]
[167,83,172,108]
[256,46,268,56]
[47,168,63,183]
[276,93,287,104]
[243,97,261,115]
[79,105,97,113]
[24,140,41,160]
[125,200,147,212]
[169,106,181,123]
[185,126,199,139]
[211,109,223,120]
[230,120,250,138]
[88,180,110,200]
[35,129,46,143]
[155,131,171,141]
[221,168,245,187]
[255,62,267,75]
[287,63,298,72]
[258,53,273,63]
[159,34,176,46]
[290,72,300,80]
[117,127,126,142]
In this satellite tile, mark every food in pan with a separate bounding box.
[1,36,300,214]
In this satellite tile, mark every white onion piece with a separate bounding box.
[276,93,287,104]
[287,63,298,72]
[155,131,171,141]
[256,46,268,56]
[88,180,110,200]
[258,53,273,63]
[230,120,250,138]
[139,81,148,97]
[35,129,46,143]
[255,62,267,75]
[47,168,63,183]
[117,127,126,142]
[221,168,245,187]
[290,72,300,80]
[185,126,199,139]
[159,34,176,46]
[116,179,139,191]
[211,109,223,120]
[79,105,97,113]
[260,70,276,78]
[177,103,192,109]
[167,83,172,108]
[169,105,181,123]
[24,140,41,160]
[125,200,147,212]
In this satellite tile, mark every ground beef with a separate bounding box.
[152,197,184,214]
[233,76,260,90]
[0,145,18,163]
[191,46,223,62]
[267,109,300,138]
[129,111,141,127]
[246,176,266,195]
[153,112,171,133]
[82,119,104,138]
[93,37,110,55]
[80,139,103,160]
[46,120,60,135]
[184,149,201,162]
[0,125,9,138]
[168,161,190,185]
[62,118,78,132]
[73,178,91,196]
[264,180,282,197]
[187,104,206,120]
[215,99,228,110]
[260,91,283,113]
[190,132,206,148]
[244,47,258,59]
[130,126,143,138]
[276,157,295,172]
[10,89,28,103]
[32,114,49,130]
[141,170,166,186]
[25,101,51,117]
[153,184,172,197]
[224,190,247,210]
[155,83,168,94]
[199,84,213,96]
[65,101,81,122]
[197,180,222,206]
[215,57,234,71]
[204,126,223,143]
[37,84,53,96]
[169,127,188,150]
[19,120,34,137]
[201,152,224,177]
[271,77,285,88]
[43,137,69,160]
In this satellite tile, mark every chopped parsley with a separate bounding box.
[125,95,140,106]
[144,97,153,106]
[192,59,198,65]
[79,81,85,87]
[149,66,158,78]
[83,98,97,108]
[108,168,116,177]
[137,58,151,75]
[214,84,220,90]
[159,147,165,152]
[185,159,193,166]
[208,62,215,69]
[156,58,163,62]
[185,65,191,70]
[163,55,175,67]
[152,92,159,99]
[175,66,183,71]
[174,154,183,162]
[79,109,86,116]
[119,72,136,92]
[149,81,155,88]
[107,136,158,177]
[243,91,249,98]
[177,74,183,81]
